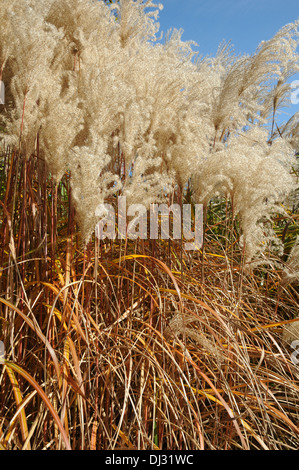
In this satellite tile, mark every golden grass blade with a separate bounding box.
[112,424,135,450]
[158,333,250,449]
[38,282,88,343]
[0,390,37,449]
[113,254,183,310]
[61,339,70,438]
[90,420,98,450]
[3,362,72,450]
[44,303,87,401]
[251,318,299,332]
[5,365,31,450]
[0,297,61,383]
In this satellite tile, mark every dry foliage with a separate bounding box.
[0,0,298,451]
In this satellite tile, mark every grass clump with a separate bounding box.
[0,0,298,451]
[0,147,298,450]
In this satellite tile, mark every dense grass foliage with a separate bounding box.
[0,0,298,450]
[0,147,298,450]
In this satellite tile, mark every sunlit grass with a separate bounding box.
[0,148,298,450]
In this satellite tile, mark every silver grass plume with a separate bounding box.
[0,0,298,258]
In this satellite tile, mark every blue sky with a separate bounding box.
[157,0,299,56]
[156,0,299,121]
